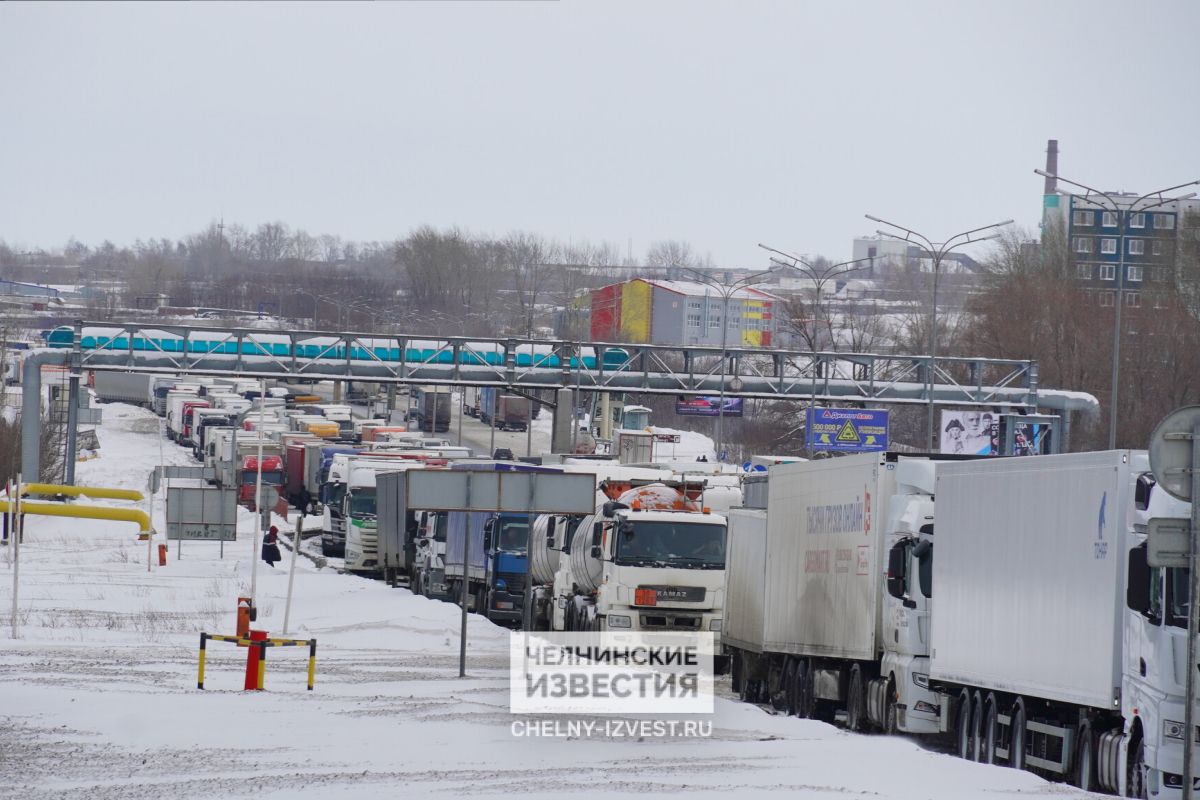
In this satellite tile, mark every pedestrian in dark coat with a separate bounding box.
[262,525,282,567]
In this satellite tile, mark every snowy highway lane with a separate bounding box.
[0,404,1089,799]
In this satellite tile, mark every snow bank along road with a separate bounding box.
[0,403,1089,799]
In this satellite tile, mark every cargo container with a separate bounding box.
[93,372,153,406]
[495,395,530,432]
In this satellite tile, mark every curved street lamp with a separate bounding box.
[683,268,773,462]
[863,214,1013,451]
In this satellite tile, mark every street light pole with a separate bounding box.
[864,215,1013,451]
[684,269,772,462]
[756,246,877,454]
[1035,169,1199,448]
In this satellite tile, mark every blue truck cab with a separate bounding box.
[442,460,558,626]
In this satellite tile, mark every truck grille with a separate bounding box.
[497,572,525,594]
[639,614,702,630]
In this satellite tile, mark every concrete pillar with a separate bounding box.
[550,387,573,454]
[21,353,66,482]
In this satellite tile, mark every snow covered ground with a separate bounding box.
[0,403,1092,799]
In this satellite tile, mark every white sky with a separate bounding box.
[2,0,1197,266]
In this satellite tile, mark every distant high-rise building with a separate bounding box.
[1043,190,1200,309]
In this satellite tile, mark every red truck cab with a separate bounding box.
[240,454,284,508]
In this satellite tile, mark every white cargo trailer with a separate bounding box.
[932,450,1130,710]
[93,372,154,406]
[726,452,944,728]
[764,453,894,661]
[924,449,1181,794]
[723,508,767,656]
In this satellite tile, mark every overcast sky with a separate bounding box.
[2,1,1197,267]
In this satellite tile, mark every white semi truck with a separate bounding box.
[531,476,727,644]
[326,454,429,573]
[921,449,1197,796]
[726,449,1196,797]
[726,452,927,725]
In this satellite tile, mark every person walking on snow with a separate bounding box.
[262,525,282,567]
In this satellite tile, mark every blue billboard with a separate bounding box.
[806,407,889,452]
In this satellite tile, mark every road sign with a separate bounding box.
[806,407,888,452]
[1149,405,1200,502]
[653,433,681,443]
[1148,518,1191,568]
[1148,405,1200,797]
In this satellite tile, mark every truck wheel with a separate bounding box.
[778,658,795,713]
[796,659,815,720]
[846,665,866,733]
[883,679,898,735]
[983,694,998,764]
[1009,698,1026,770]
[1126,737,1147,799]
[956,690,972,759]
[1074,722,1095,791]
[970,692,985,762]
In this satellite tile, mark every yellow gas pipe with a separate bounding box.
[16,483,145,502]
[0,500,152,535]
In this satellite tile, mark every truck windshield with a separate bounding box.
[327,484,346,515]
[349,488,376,517]
[496,520,529,553]
[614,521,726,569]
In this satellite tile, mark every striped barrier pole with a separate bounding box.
[307,639,316,691]
[197,633,207,689]
[196,633,317,691]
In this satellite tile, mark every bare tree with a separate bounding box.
[504,231,553,336]
[254,222,291,263]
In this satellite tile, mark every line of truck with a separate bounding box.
[723,449,1194,798]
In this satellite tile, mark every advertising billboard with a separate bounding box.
[940,410,1000,455]
[675,396,744,417]
[805,407,889,452]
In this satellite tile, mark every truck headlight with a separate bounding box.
[913,672,929,689]
[709,618,722,632]
[1164,719,1187,741]
[607,614,632,629]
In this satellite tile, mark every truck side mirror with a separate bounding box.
[590,545,602,559]
[1135,473,1155,512]
[913,541,933,599]
[601,501,628,519]
[886,541,907,600]
[1127,543,1152,615]
[483,519,495,550]
[592,521,603,546]
[319,483,331,504]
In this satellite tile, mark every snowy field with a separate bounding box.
[0,403,1092,799]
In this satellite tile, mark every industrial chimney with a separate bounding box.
[1043,139,1059,194]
